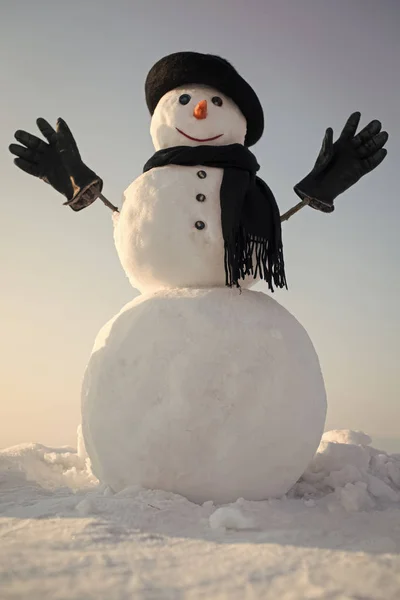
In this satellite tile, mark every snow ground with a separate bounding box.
[1,430,400,600]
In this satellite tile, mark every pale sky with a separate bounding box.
[0,0,399,451]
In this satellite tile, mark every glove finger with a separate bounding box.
[338,112,361,140]
[56,118,78,144]
[361,148,387,173]
[322,127,333,153]
[353,120,382,148]
[37,118,58,145]
[9,143,40,162]
[55,118,80,158]
[315,127,333,171]
[356,131,389,158]
[14,157,41,177]
[57,117,80,156]
[14,130,47,152]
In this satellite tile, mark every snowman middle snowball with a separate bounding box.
[114,85,254,294]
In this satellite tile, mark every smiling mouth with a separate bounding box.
[176,128,224,142]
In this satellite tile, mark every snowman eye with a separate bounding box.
[212,96,223,107]
[179,94,191,105]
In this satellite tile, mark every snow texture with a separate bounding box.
[1,428,400,599]
[82,287,326,503]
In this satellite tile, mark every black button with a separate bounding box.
[196,193,206,202]
[195,221,206,230]
[197,170,207,179]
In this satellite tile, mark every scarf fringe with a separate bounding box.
[224,228,287,292]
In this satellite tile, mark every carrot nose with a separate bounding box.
[193,100,208,120]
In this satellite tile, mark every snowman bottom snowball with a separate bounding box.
[81,288,326,504]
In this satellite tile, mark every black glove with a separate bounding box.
[9,118,103,211]
[294,112,388,213]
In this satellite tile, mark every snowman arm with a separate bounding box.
[280,198,310,222]
[10,117,120,213]
[64,188,120,213]
[98,193,119,213]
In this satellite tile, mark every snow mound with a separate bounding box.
[1,428,399,518]
[1,429,400,599]
[321,429,372,446]
[0,428,96,493]
[290,429,400,511]
[209,506,255,531]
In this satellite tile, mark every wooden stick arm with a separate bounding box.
[101,193,309,220]
[280,198,309,222]
[99,193,119,213]
[102,196,310,221]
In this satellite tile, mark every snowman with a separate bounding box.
[9,52,388,503]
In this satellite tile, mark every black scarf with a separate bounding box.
[143,144,287,291]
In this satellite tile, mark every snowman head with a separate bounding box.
[145,52,264,149]
[150,85,247,150]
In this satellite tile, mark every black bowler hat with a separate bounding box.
[145,51,264,147]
